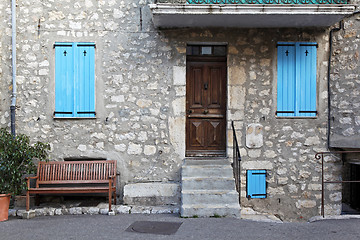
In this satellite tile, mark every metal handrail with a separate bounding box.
[231,121,242,203]
[315,151,360,217]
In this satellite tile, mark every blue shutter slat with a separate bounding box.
[55,46,74,117]
[277,45,295,117]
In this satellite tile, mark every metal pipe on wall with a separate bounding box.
[10,0,17,136]
[327,21,342,149]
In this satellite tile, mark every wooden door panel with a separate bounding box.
[189,66,204,109]
[208,67,222,108]
[206,120,225,148]
[188,119,205,147]
[186,59,226,157]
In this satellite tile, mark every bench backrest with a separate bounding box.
[37,160,116,185]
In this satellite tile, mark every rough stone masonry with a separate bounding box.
[0,0,356,221]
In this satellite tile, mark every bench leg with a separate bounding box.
[109,190,112,212]
[26,191,30,211]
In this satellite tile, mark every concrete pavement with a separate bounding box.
[1,213,360,240]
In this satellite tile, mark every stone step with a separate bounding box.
[182,165,234,178]
[184,158,231,166]
[181,158,240,218]
[182,190,239,205]
[181,204,240,217]
[182,177,236,190]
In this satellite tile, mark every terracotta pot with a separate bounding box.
[0,194,11,222]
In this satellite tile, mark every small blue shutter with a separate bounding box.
[277,43,295,117]
[247,170,267,199]
[75,44,95,117]
[297,43,317,117]
[55,44,74,117]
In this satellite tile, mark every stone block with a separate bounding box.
[228,86,245,110]
[169,116,185,158]
[22,210,36,219]
[17,210,26,217]
[69,207,82,215]
[131,206,151,214]
[296,200,317,209]
[246,124,263,148]
[151,206,173,214]
[8,209,17,217]
[35,208,46,216]
[100,208,109,215]
[173,66,186,85]
[242,161,273,170]
[329,192,342,202]
[55,208,63,215]
[172,97,185,116]
[228,66,245,86]
[123,183,180,206]
[87,207,100,215]
[115,205,131,214]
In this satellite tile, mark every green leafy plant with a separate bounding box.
[0,128,50,195]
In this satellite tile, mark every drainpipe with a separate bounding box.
[327,21,343,150]
[10,0,16,136]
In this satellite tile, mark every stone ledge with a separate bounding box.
[241,207,283,223]
[309,215,360,223]
[8,204,180,219]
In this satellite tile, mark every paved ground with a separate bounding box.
[1,214,360,240]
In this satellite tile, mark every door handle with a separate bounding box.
[187,110,193,114]
[203,110,209,114]
[204,83,208,90]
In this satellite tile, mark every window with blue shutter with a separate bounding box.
[277,42,317,117]
[55,42,95,118]
[247,170,267,199]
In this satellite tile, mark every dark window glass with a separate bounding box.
[213,46,226,56]
[187,45,226,56]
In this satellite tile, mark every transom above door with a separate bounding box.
[186,45,227,157]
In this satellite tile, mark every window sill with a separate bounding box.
[275,116,317,119]
[53,117,97,120]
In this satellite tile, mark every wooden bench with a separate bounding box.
[26,160,117,212]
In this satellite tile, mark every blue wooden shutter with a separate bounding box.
[247,170,267,199]
[277,43,296,117]
[296,43,317,117]
[55,44,74,117]
[75,43,95,117]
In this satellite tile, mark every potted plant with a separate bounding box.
[0,128,50,221]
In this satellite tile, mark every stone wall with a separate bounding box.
[0,0,349,221]
[330,10,360,149]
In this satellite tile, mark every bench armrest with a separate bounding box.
[26,176,38,189]
[25,176,38,180]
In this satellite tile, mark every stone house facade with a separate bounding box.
[0,0,359,221]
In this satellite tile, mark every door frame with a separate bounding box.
[185,53,228,157]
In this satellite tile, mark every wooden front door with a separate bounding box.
[186,58,227,157]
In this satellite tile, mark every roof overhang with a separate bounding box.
[149,4,356,28]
